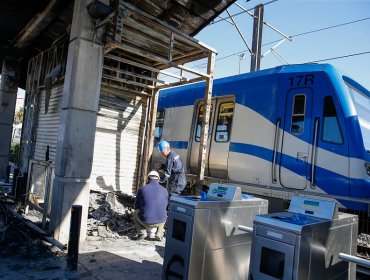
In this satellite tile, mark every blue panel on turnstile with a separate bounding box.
[280,213,322,225]
[181,196,221,202]
[270,212,325,226]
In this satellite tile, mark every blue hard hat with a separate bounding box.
[158,140,170,152]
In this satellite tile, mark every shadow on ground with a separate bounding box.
[0,244,165,280]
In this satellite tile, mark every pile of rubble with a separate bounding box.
[87,192,137,239]
[358,233,370,248]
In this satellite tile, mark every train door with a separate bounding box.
[280,89,313,189]
[188,97,234,179]
[208,98,234,178]
[188,100,215,176]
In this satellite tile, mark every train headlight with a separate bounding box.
[366,162,370,177]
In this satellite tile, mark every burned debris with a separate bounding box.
[87,192,137,239]
[0,189,139,260]
[0,197,61,259]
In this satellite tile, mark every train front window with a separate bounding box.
[347,84,370,151]
[322,96,343,144]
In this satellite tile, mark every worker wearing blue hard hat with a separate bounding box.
[158,140,170,153]
[157,140,186,196]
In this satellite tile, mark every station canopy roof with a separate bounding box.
[0,0,237,87]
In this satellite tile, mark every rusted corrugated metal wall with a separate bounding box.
[33,84,63,162]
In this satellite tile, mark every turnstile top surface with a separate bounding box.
[253,196,343,234]
[254,212,331,234]
[170,195,267,209]
[170,184,267,209]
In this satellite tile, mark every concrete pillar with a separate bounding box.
[49,0,104,243]
[0,60,19,180]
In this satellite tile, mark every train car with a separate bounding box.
[153,64,370,210]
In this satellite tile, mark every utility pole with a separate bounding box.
[250,4,264,72]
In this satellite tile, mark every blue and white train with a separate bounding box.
[153,64,370,210]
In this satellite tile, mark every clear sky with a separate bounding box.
[193,0,370,90]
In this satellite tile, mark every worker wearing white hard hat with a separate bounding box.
[132,170,168,241]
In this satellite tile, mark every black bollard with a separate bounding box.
[67,205,82,270]
[14,173,27,203]
[11,167,19,196]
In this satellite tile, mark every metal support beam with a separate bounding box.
[195,52,215,195]
[226,10,252,54]
[250,4,264,72]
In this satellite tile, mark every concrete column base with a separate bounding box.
[0,84,17,180]
[50,176,90,245]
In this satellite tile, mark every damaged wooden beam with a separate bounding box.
[105,53,187,81]
[13,0,67,49]
[106,40,210,78]
[103,65,168,85]
[13,211,66,250]
[119,1,216,54]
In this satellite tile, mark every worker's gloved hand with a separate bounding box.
[154,163,166,171]
[157,169,165,179]
[154,163,162,170]
[159,176,165,184]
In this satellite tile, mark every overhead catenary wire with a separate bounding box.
[263,16,370,47]
[212,0,279,25]
[225,9,252,53]
[185,16,370,71]
[308,51,370,64]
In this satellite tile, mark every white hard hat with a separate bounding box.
[148,170,160,180]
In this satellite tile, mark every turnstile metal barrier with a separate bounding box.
[245,196,358,280]
[162,184,268,280]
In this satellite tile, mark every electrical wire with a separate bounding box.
[211,0,278,25]
[187,16,370,71]
[263,17,370,47]
[308,51,370,64]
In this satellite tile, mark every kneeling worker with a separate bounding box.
[133,170,168,241]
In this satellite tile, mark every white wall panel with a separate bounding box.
[90,89,147,195]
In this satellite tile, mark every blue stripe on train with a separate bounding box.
[229,142,306,177]
[170,140,370,210]
[229,142,370,210]
[168,141,188,150]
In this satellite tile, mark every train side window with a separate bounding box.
[321,96,343,144]
[215,102,234,142]
[195,105,213,142]
[154,109,165,146]
[291,95,306,134]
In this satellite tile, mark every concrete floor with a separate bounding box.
[0,237,165,280]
